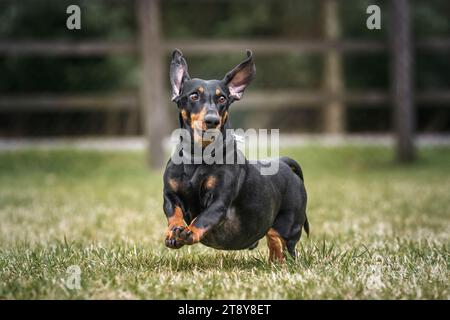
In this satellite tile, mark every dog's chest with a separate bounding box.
[201,206,243,249]
[175,168,214,219]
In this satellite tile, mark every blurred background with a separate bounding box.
[0,0,449,166]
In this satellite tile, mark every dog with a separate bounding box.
[163,49,308,261]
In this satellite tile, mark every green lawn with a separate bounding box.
[0,146,449,299]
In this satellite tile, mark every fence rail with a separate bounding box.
[0,94,138,111]
[2,90,449,112]
[1,38,449,56]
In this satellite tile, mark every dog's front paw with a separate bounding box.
[179,225,205,245]
[165,226,186,249]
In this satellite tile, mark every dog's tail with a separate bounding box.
[303,216,310,237]
[280,156,304,181]
[280,157,309,237]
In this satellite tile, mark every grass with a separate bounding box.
[0,145,449,299]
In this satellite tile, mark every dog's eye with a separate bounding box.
[218,96,226,104]
[189,93,199,102]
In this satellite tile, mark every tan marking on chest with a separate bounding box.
[204,175,217,189]
[168,178,180,192]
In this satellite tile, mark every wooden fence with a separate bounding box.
[0,0,449,166]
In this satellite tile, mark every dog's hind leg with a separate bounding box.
[269,206,306,260]
[266,228,287,262]
[248,241,259,250]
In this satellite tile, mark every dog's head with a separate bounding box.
[170,49,255,146]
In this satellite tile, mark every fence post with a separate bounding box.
[323,0,345,134]
[137,0,169,168]
[390,0,415,162]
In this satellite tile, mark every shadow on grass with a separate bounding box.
[1,238,376,274]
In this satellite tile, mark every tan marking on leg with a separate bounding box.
[165,206,185,238]
[185,217,206,244]
[204,175,217,189]
[266,228,286,262]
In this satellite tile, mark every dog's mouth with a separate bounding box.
[196,128,219,141]
[189,119,222,147]
[193,122,219,136]
[191,126,220,147]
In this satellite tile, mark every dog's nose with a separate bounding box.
[204,114,220,129]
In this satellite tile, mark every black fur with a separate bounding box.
[163,50,308,257]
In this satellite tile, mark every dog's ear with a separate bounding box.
[170,49,190,101]
[223,50,256,101]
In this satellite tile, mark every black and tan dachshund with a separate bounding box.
[162,49,308,261]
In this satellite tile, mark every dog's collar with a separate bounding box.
[232,133,244,143]
[179,133,237,166]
